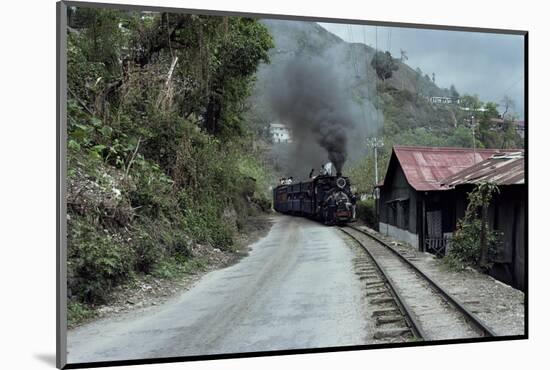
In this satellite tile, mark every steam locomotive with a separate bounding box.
[273,172,357,225]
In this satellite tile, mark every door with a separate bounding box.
[426,210,446,257]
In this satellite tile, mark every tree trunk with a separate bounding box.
[479,203,489,268]
[204,95,222,134]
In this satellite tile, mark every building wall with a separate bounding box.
[270,124,292,143]
[378,163,418,235]
[379,222,419,248]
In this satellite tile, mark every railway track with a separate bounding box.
[339,225,496,341]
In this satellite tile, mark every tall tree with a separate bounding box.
[460,94,482,117]
[400,49,408,62]
[500,95,515,121]
[450,84,459,100]
[371,51,399,81]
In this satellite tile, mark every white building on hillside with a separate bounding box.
[270,122,292,143]
[429,96,460,104]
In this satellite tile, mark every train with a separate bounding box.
[273,172,357,225]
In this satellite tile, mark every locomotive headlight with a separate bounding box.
[336,177,346,189]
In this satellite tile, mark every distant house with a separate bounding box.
[489,118,526,138]
[376,146,503,252]
[429,96,460,104]
[459,106,488,113]
[489,117,505,130]
[442,152,525,290]
[269,122,292,143]
[514,120,525,138]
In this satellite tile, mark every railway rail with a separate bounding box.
[339,225,496,341]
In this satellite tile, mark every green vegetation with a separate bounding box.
[444,183,502,270]
[356,199,377,228]
[66,8,274,324]
[371,51,399,81]
[67,302,97,325]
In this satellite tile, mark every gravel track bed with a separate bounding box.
[344,227,481,341]
[356,225,525,336]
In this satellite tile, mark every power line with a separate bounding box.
[347,24,368,131]
[502,74,524,95]
[375,26,379,130]
[486,74,524,105]
[362,26,368,94]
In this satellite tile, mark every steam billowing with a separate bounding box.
[257,20,382,179]
[268,53,370,176]
[270,57,348,173]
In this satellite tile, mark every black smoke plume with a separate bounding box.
[268,55,362,175]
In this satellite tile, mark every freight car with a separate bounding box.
[273,173,357,225]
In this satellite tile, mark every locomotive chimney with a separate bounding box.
[337,171,342,177]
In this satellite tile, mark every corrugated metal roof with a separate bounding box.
[387,146,507,191]
[441,152,524,187]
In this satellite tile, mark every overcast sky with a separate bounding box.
[319,23,525,119]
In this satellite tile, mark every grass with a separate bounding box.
[150,257,208,279]
[67,255,211,328]
[67,302,97,328]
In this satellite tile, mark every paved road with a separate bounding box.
[67,215,368,363]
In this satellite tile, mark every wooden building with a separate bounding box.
[377,146,501,254]
[442,152,525,290]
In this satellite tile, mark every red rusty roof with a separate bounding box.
[386,146,507,191]
[441,152,524,187]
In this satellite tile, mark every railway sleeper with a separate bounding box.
[355,269,376,275]
[361,277,384,283]
[366,290,390,297]
[372,308,401,317]
[365,281,385,287]
[373,328,411,339]
[371,297,395,305]
[376,315,406,325]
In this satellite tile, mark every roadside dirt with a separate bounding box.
[69,213,275,329]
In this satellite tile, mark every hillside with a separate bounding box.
[65,9,277,325]
[246,19,523,192]
[247,20,451,175]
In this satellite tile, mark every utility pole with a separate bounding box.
[366,137,384,197]
[470,115,477,163]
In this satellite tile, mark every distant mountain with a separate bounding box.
[259,20,447,95]
[247,19,449,177]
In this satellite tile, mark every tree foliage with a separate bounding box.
[371,51,399,81]
[445,183,501,270]
[66,7,275,314]
[450,84,459,100]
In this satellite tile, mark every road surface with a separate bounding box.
[67,215,368,363]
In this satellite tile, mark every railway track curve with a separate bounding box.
[339,225,496,341]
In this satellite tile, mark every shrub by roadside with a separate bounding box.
[356,198,377,228]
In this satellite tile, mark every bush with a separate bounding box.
[132,226,160,274]
[445,219,500,270]
[181,196,234,250]
[67,302,96,327]
[65,10,275,309]
[68,217,134,303]
[356,198,377,227]
[444,183,501,270]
